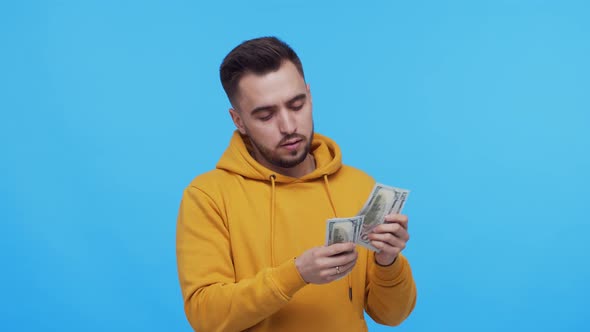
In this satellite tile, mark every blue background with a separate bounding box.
[1,1,589,331]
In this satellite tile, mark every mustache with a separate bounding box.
[277,134,306,147]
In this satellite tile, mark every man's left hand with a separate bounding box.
[368,214,410,266]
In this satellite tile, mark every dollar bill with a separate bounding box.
[325,216,364,246]
[389,190,409,215]
[357,183,410,252]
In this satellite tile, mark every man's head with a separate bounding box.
[220,37,314,172]
[220,37,305,105]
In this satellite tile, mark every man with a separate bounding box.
[176,36,416,332]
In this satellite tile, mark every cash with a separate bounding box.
[325,183,410,252]
[357,183,409,251]
[325,216,364,245]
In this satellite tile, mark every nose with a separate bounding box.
[277,108,297,134]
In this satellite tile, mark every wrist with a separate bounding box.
[375,254,397,267]
[294,256,310,283]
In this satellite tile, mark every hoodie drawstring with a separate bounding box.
[322,175,338,218]
[270,174,277,267]
[322,174,353,303]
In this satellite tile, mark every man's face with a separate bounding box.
[230,61,313,170]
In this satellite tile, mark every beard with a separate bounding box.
[246,127,314,169]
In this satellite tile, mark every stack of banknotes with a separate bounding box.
[325,183,410,252]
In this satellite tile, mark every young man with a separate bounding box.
[176,37,416,332]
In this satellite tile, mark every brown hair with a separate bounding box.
[220,36,305,106]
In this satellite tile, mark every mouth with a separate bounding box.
[280,138,303,150]
[281,138,302,146]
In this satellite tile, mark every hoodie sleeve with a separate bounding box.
[364,252,417,326]
[176,185,307,332]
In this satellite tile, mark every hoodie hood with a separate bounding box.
[216,131,342,182]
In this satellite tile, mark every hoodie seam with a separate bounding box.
[190,185,227,228]
[267,271,291,302]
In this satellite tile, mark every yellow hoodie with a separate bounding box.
[176,131,416,332]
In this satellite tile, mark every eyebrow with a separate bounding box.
[287,94,306,106]
[250,93,307,115]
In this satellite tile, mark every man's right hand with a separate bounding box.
[294,242,358,284]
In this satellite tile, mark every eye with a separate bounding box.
[291,102,304,111]
[258,113,273,121]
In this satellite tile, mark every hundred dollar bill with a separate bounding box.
[325,216,364,246]
[357,183,410,252]
[389,189,409,215]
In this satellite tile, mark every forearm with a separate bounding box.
[182,258,306,331]
[177,186,308,331]
[365,254,417,326]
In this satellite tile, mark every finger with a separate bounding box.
[320,255,357,280]
[372,223,409,240]
[322,242,356,256]
[317,249,357,271]
[331,258,357,277]
[338,256,358,274]
[368,233,406,249]
[326,257,358,281]
[384,214,408,229]
[371,240,402,256]
[374,223,409,241]
[373,222,400,233]
[325,249,358,267]
[384,213,408,223]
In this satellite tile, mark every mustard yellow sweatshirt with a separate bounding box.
[176,132,417,332]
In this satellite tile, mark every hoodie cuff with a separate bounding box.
[269,258,308,300]
[371,254,408,287]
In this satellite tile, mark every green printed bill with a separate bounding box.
[325,183,410,252]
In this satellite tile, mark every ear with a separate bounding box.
[229,108,247,135]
